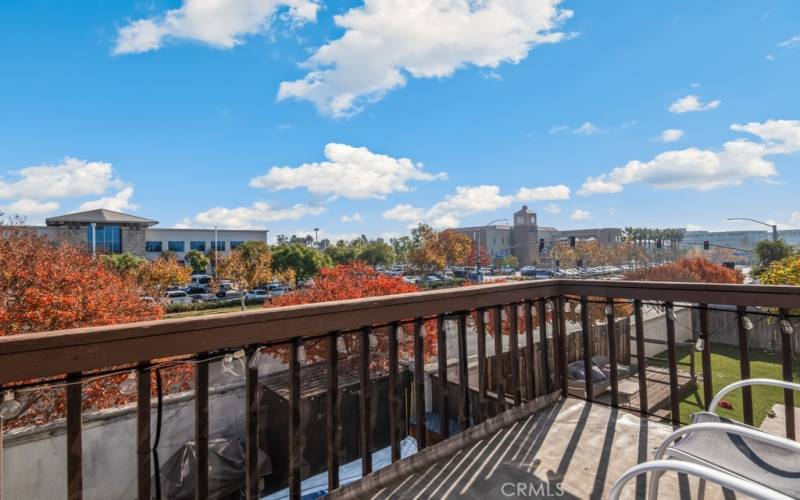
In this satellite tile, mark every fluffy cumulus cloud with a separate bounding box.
[578,119,800,196]
[658,129,684,143]
[668,94,721,113]
[78,187,138,212]
[516,184,570,201]
[180,201,325,229]
[570,209,590,220]
[383,185,514,228]
[113,0,319,55]
[277,0,573,116]
[543,203,561,214]
[249,143,446,199]
[574,121,601,135]
[340,212,363,222]
[0,157,136,218]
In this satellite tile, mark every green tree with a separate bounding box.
[102,252,146,276]
[272,244,333,283]
[324,241,360,265]
[759,254,800,286]
[185,249,210,274]
[753,239,793,277]
[358,241,395,267]
[390,236,414,265]
[217,241,273,310]
[492,255,519,269]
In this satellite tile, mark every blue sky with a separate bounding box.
[1,0,799,241]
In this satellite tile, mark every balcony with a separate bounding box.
[0,279,798,499]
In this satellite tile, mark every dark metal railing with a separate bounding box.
[0,279,798,500]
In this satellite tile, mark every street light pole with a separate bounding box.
[726,217,778,242]
[265,229,269,245]
[90,222,96,256]
[213,226,218,277]
[314,227,319,247]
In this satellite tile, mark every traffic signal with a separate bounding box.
[538,238,545,251]
[555,259,560,268]
[656,239,662,249]
[569,236,576,248]
[703,240,710,250]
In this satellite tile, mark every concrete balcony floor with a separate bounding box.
[335,397,731,499]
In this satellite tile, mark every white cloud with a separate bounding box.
[113,0,319,55]
[578,119,800,196]
[789,212,800,227]
[778,35,800,47]
[543,203,561,214]
[277,0,573,117]
[570,209,590,220]
[1,199,59,215]
[549,125,569,134]
[249,143,446,200]
[78,187,138,212]
[516,184,570,201]
[383,185,514,228]
[574,121,601,135]
[608,207,617,215]
[686,224,702,231]
[340,212,363,223]
[730,119,800,154]
[658,128,684,143]
[669,94,721,113]
[181,201,325,229]
[0,157,124,200]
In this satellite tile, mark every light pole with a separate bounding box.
[314,227,319,247]
[213,226,218,277]
[265,229,269,245]
[90,222,97,256]
[726,217,778,242]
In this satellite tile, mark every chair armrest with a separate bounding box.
[709,378,800,414]
[653,421,800,461]
[611,459,793,500]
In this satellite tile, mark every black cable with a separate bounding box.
[153,368,163,500]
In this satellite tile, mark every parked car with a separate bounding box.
[163,290,192,305]
[188,274,212,293]
[189,293,218,303]
[245,289,269,302]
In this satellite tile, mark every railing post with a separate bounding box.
[779,309,796,440]
[389,322,400,461]
[493,305,505,414]
[66,372,82,500]
[736,306,754,426]
[413,318,427,449]
[326,332,340,491]
[699,304,713,410]
[247,347,263,500]
[580,297,593,401]
[606,298,619,408]
[556,296,569,398]
[633,300,648,414]
[509,304,521,406]
[538,299,551,393]
[665,302,680,426]
[359,327,373,475]
[476,309,488,422]
[524,299,536,400]
[136,363,151,500]
[457,313,471,429]
[194,356,209,500]
[436,315,449,438]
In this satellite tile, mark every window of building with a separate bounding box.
[211,240,225,251]
[145,241,163,252]
[87,224,122,254]
[168,241,185,252]
[190,241,206,251]
[230,241,244,250]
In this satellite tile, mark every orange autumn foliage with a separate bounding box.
[623,257,743,284]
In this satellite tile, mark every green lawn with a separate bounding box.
[654,343,800,426]
[164,304,248,319]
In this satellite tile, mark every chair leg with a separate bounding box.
[647,471,663,500]
[698,478,706,500]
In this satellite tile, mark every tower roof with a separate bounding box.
[45,209,158,227]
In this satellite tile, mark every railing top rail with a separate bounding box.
[1,278,798,385]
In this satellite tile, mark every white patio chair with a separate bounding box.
[646,378,800,499]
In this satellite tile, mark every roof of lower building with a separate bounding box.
[45,209,158,226]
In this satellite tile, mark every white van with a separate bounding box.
[164,290,192,305]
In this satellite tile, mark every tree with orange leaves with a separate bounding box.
[623,257,743,284]
[269,262,439,366]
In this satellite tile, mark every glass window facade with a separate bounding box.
[211,240,226,251]
[230,241,244,250]
[87,224,122,254]
[190,241,206,251]
[168,241,185,252]
[145,241,163,252]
